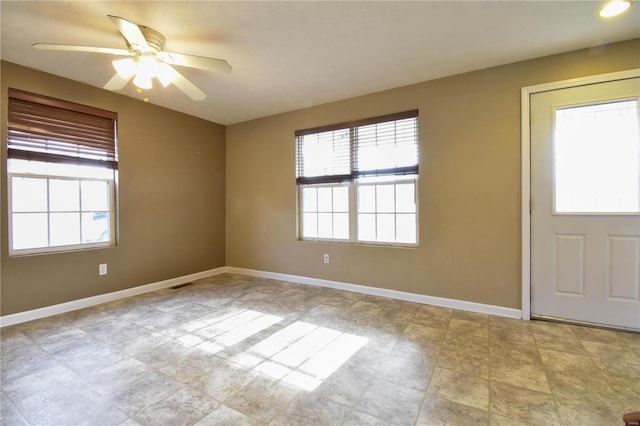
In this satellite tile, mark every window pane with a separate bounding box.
[299,129,350,178]
[333,213,349,239]
[356,118,418,172]
[12,213,48,250]
[82,181,110,211]
[358,185,375,213]
[50,213,81,246]
[396,183,416,213]
[8,159,114,180]
[376,214,395,242]
[50,179,80,212]
[318,213,333,238]
[396,214,417,244]
[297,112,418,245]
[376,185,395,213]
[12,177,47,212]
[82,212,110,243]
[358,213,376,241]
[333,186,349,212]
[555,100,640,213]
[301,187,317,212]
[302,213,318,238]
[317,187,333,212]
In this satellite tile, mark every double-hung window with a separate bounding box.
[296,110,418,245]
[7,88,118,255]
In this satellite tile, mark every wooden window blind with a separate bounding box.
[7,88,118,169]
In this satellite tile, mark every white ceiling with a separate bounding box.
[1,1,638,125]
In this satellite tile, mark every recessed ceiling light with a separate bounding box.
[600,0,631,17]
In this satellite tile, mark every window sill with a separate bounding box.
[8,242,117,258]
[298,238,419,249]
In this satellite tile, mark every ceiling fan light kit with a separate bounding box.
[112,57,136,79]
[32,15,231,101]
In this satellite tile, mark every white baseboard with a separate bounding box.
[1,265,522,327]
[225,266,523,320]
[0,267,228,327]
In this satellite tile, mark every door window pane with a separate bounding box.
[555,100,640,213]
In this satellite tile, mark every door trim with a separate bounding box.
[520,68,640,320]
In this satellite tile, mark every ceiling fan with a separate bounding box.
[32,15,232,101]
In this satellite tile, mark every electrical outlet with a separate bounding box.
[323,254,330,264]
[99,264,107,276]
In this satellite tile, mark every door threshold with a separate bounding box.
[531,314,639,334]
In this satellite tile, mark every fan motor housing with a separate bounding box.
[137,25,166,53]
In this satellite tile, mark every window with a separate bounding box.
[296,110,418,245]
[554,99,640,213]
[7,88,118,255]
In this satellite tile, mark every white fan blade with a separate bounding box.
[108,15,151,52]
[33,43,132,56]
[171,67,207,101]
[103,72,133,91]
[158,51,232,74]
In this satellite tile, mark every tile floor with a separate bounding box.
[1,273,638,425]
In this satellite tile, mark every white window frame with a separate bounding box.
[355,175,419,246]
[296,110,419,247]
[6,88,118,256]
[297,177,419,247]
[8,171,117,255]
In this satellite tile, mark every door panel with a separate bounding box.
[530,77,640,330]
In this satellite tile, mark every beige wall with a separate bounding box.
[2,39,638,316]
[226,39,640,309]
[1,61,226,315]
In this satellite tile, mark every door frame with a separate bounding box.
[520,68,640,321]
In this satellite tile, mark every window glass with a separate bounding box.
[376,185,395,213]
[9,165,115,254]
[12,177,48,212]
[333,213,349,239]
[81,181,110,211]
[82,212,111,243]
[357,213,376,242]
[296,111,418,245]
[396,184,416,213]
[300,185,350,240]
[302,187,317,212]
[50,213,81,246]
[555,100,639,213]
[50,179,80,212]
[12,213,48,250]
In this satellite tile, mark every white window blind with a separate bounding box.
[295,110,418,185]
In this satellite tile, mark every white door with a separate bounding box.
[531,77,640,331]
